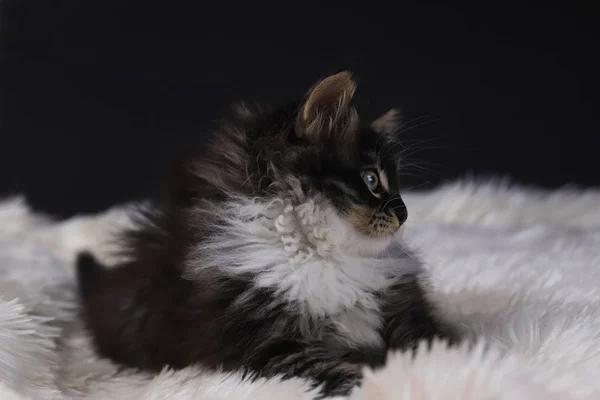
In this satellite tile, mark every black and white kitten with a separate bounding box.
[76,71,458,398]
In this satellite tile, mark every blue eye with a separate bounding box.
[360,170,379,192]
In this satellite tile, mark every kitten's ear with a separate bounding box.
[371,109,402,134]
[296,71,358,140]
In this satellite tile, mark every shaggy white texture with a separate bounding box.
[1,179,600,399]
[193,195,415,347]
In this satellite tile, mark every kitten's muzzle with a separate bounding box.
[347,201,407,238]
[369,208,405,237]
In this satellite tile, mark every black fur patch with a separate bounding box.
[76,251,105,299]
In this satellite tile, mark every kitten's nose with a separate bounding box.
[392,206,408,226]
[385,196,408,230]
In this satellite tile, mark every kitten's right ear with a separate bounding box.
[372,108,402,134]
[296,71,358,141]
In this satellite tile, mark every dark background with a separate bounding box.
[0,1,598,218]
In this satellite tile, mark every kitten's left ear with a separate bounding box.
[296,71,358,141]
[371,108,402,134]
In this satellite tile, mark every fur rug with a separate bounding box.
[1,179,600,399]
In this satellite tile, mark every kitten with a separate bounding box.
[76,71,458,398]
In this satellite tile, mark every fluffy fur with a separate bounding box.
[75,72,456,397]
[1,180,600,399]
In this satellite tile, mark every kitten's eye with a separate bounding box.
[360,170,380,192]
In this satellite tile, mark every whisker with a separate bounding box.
[401,159,456,173]
[399,160,456,180]
[390,115,432,136]
[400,182,431,191]
[373,115,426,158]
[375,115,430,151]
[392,117,449,139]
[389,239,420,263]
[381,193,403,210]
[378,117,448,160]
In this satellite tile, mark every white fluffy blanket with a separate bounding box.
[1,180,600,400]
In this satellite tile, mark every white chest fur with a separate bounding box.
[328,301,385,347]
[188,195,416,346]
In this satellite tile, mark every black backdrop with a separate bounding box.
[1,1,598,218]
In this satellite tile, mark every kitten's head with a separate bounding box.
[290,71,406,242]
[187,71,407,251]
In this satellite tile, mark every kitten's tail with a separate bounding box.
[76,251,106,298]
